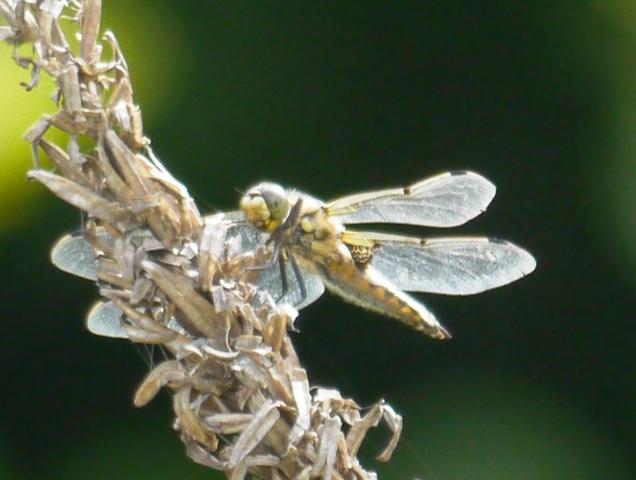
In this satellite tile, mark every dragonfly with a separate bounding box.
[51,171,535,340]
[238,171,535,339]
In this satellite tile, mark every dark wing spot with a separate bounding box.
[403,186,412,195]
[347,244,374,268]
[488,237,508,245]
[449,169,469,176]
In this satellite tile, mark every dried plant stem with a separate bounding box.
[1,1,402,478]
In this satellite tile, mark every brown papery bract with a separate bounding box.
[0,1,402,478]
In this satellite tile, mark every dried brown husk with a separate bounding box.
[1,1,403,478]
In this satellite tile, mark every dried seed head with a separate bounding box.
[2,2,404,479]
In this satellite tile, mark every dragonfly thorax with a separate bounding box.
[298,204,343,242]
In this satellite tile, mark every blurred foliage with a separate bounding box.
[0,53,55,231]
[0,0,187,232]
[38,416,213,479]
[0,441,16,479]
[578,1,636,283]
[1,1,635,479]
[386,376,632,479]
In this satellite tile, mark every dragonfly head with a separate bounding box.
[240,182,290,232]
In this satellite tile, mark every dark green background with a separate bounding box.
[1,1,634,478]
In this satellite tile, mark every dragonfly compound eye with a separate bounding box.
[259,183,290,221]
[240,183,290,230]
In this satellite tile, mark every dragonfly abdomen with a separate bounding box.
[317,261,451,340]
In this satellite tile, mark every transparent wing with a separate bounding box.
[222,212,326,310]
[50,233,102,280]
[248,259,326,310]
[86,301,129,338]
[343,231,536,295]
[51,214,325,311]
[327,171,496,227]
[50,228,149,280]
[86,301,188,339]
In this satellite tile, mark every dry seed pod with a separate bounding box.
[2,2,410,479]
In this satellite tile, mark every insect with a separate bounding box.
[238,171,535,339]
[51,171,535,340]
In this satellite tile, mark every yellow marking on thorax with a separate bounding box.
[300,216,314,233]
[341,230,375,248]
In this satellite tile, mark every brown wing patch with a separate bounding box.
[341,230,376,268]
[347,244,373,268]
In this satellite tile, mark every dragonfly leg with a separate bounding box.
[277,252,289,301]
[288,251,307,303]
[285,197,304,225]
[249,197,303,270]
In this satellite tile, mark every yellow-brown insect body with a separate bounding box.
[241,184,450,339]
[317,260,450,339]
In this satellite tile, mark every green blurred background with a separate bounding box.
[1,1,635,478]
